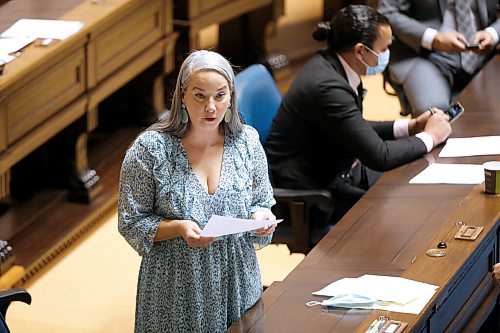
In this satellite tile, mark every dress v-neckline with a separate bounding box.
[177,136,226,197]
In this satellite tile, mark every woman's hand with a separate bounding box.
[179,220,215,248]
[251,209,277,236]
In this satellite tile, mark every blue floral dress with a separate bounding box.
[118,125,275,333]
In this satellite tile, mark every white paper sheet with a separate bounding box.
[409,163,484,184]
[372,287,437,314]
[201,215,283,237]
[1,19,84,40]
[312,274,439,314]
[439,136,500,157]
[0,36,35,54]
[314,274,438,305]
[0,53,15,65]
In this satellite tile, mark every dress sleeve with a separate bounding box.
[118,131,164,256]
[245,127,276,248]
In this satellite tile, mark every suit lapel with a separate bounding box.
[321,50,362,109]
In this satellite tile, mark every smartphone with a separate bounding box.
[466,42,480,49]
[445,102,464,123]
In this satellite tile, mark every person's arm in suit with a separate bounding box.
[309,81,428,172]
[379,0,468,53]
[378,0,431,53]
[474,1,500,51]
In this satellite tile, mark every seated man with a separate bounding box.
[265,5,452,225]
[379,0,500,116]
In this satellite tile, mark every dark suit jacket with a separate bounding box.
[264,51,427,191]
[379,0,500,81]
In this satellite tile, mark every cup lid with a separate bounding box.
[483,161,500,170]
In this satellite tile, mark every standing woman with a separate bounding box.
[118,50,277,332]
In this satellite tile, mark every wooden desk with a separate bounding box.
[229,55,500,332]
[173,0,284,66]
[0,0,177,282]
[0,0,176,207]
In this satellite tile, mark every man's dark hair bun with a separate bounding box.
[312,21,331,41]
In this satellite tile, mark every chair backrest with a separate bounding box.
[0,288,32,333]
[235,64,282,144]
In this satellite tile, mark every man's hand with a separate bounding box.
[470,30,496,54]
[423,109,452,147]
[432,31,468,52]
[409,109,432,135]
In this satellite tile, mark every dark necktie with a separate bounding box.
[452,0,481,74]
[357,83,366,111]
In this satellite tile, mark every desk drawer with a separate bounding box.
[90,0,163,83]
[428,232,497,332]
[6,49,85,145]
[193,0,232,15]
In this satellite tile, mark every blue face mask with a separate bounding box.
[361,45,390,76]
[306,293,376,310]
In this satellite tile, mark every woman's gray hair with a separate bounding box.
[149,50,243,136]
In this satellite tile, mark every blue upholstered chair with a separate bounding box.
[0,288,31,333]
[235,64,334,253]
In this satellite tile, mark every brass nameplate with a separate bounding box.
[454,225,483,240]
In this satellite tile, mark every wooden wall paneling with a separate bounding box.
[88,40,165,110]
[162,0,174,35]
[174,0,280,67]
[184,0,273,31]
[91,0,164,83]
[0,97,87,175]
[0,104,6,153]
[0,170,9,201]
[6,49,86,144]
[163,32,179,75]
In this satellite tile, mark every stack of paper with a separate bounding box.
[313,274,439,314]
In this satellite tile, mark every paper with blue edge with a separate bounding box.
[312,274,438,314]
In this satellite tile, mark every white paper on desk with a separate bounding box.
[373,287,437,315]
[355,275,438,305]
[201,215,283,237]
[312,275,438,315]
[0,53,15,65]
[439,135,500,157]
[1,19,84,40]
[312,277,359,297]
[313,274,438,306]
[0,36,36,55]
[409,163,484,184]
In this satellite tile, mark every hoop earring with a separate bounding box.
[181,104,189,124]
[224,104,233,123]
